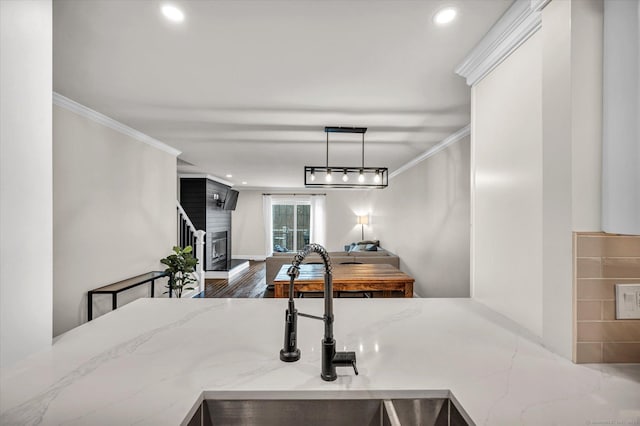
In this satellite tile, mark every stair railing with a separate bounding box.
[177,202,206,296]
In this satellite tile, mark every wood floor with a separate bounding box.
[203,261,274,298]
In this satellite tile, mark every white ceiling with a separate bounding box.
[53,0,511,188]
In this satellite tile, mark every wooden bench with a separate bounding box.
[87,271,169,321]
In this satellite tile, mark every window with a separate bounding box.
[272,200,310,252]
[263,195,325,255]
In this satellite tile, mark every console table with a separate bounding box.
[273,263,414,298]
[88,271,169,321]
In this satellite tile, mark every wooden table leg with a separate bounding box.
[275,284,283,298]
[404,282,414,298]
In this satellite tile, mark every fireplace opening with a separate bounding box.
[210,231,227,271]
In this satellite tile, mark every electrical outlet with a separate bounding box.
[616,284,640,319]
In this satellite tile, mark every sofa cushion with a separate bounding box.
[348,241,380,252]
[352,255,399,268]
[352,250,388,257]
[358,240,380,246]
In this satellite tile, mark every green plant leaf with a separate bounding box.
[160,244,201,297]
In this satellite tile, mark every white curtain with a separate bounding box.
[310,195,326,247]
[263,194,273,256]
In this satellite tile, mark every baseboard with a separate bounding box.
[205,271,229,279]
[179,288,200,299]
[205,260,250,280]
[228,261,250,279]
[233,255,266,261]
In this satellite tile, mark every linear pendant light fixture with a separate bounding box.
[305,126,388,189]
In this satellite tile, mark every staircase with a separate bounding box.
[177,202,206,297]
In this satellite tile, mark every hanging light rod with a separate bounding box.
[324,126,367,134]
[304,126,388,189]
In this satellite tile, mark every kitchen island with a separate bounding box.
[1,298,638,425]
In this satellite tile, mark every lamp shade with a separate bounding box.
[357,215,369,225]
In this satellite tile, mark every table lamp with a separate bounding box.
[356,215,369,240]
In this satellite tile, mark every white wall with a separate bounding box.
[231,190,266,258]
[472,32,544,335]
[368,137,471,297]
[602,0,640,235]
[541,0,603,362]
[570,0,603,231]
[232,190,368,258]
[325,190,371,249]
[233,139,471,299]
[470,0,603,358]
[53,105,177,336]
[0,0,53,368]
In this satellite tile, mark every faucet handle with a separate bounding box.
[333,351,359,376]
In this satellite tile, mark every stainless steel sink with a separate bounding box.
[185,393,472,426]
[200,399,384,426]
[389,398,469,426]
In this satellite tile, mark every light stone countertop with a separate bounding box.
[0,298,638,425]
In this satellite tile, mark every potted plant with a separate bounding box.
[160,245,199,298]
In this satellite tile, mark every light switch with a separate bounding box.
[615,284,640,319]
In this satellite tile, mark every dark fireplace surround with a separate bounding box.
[179,177,233,271]
[209,231,228,271]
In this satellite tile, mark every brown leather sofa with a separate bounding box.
[265,248,400,288]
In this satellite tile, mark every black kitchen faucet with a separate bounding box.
[279,243,359,381]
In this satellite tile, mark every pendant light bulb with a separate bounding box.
[374,169,381,183]
[310,169,316,182]
[342,170,349,182]
[326,169,332,182]
[358,169,365,183]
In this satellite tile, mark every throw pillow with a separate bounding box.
[357,240,380,247]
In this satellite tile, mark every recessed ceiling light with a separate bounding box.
[161,4,184,23]
[226,174,232,178]
[433,7,457,25]
[242,181,247,185]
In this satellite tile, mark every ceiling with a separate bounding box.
[53,0,512,189]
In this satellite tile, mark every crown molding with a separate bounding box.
[178,173,234,187]
[52,92,181,157]
[455,0,542,86]
[389,125,470,180]
[530,0,552,12]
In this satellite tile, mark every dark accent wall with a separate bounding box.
[180,178,232,271]
[179,179,206,230]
